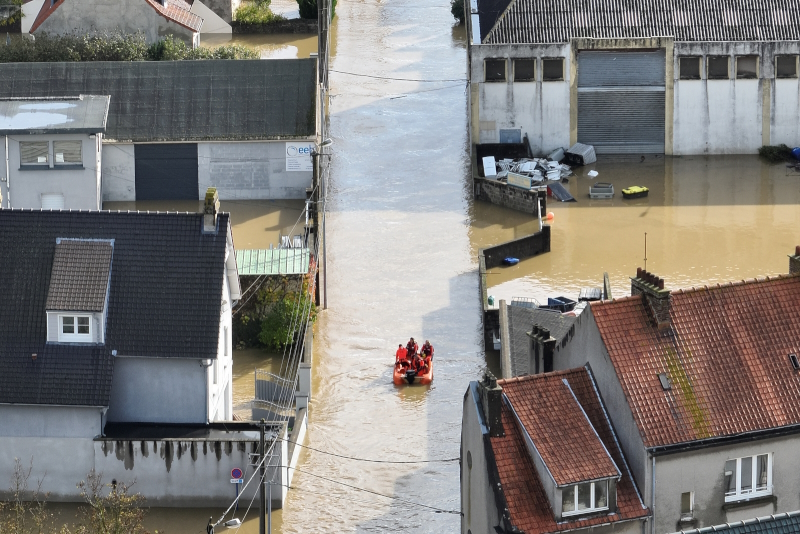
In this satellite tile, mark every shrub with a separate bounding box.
[758,144,793,164]
[234,0,286,24]
[450,0,464,24]
[0,32,258,63]
[297,0,336,20]
[257,287,316,351]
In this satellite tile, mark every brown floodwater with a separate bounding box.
[77,6,800,534]
[200,33,317,59]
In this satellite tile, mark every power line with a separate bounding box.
[278,436,459,464]
[290,466,462,515]
[330,69,466,83]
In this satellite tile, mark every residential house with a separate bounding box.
[29,0,207,47]
[466,0,800,156]
[0,95,110,210]
[504,302,577,376]
[0,196,306,507]
[0,59,318,201]
[460,368,649,534]
[515,249,800,532]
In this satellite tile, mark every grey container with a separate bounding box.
[589,182,614,199]
[565,143,597,165]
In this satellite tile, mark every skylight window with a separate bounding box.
[790,353,800,370]
[658,372,671,390]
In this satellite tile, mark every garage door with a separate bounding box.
[135,144,198,200]
[578,51,665,154]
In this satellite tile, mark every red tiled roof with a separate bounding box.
[492,368,649,533]
[501,370,619,485]
[29,0,64,33]
[144,0,203,32]
[592,275,800,449]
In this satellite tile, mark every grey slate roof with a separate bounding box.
[507,304,576,376]
[0,60,316,142]
[0,95,109,135]
[46,239,113,312]
[671,511,800,534]
[482,0,800,45]
[0,210,229,407]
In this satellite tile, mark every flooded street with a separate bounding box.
[105,5,799,534]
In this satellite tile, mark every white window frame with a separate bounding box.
[58,314,92,342]
[562,480,609,517]
[724,453,772,502]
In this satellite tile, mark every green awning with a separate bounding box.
[236,249,310,276]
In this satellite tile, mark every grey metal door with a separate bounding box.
[135,144,198,200]
[577,51,665,154]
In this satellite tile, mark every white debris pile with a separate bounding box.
[485,156,572,182]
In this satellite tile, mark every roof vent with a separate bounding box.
[658,372,671,390]
[790,353,800,371]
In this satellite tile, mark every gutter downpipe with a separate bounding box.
[5,135,10,208]
[650,455,656,534]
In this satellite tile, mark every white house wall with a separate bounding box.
[197,141,313,200]
[471,43,571,155]
[21,0,45,33]
[773,78,800,146]
[34,0,198,45]
[106,357,208,424]
[191,0,231,33]
[101,143,136,201]
[0,133,101,210]
[0,404,102,438]
[208,270,233,422]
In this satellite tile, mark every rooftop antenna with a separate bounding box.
[644,232,648,271]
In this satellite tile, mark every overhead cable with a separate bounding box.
[277,436,459,464]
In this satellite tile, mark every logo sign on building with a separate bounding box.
[507,172,532,190]
[286,142,315,172]
[230,468,244,484]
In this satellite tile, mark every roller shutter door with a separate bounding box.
[578,51,665,154]
[135,144,198,200]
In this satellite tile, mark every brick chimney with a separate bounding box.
[790,246,800,275]
[479,371,504,437]
[528,325,556,373]
[631,267,671,330]
[203,187,219,234]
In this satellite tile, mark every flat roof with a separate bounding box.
[237,248,310,276]
[0,95,109,135]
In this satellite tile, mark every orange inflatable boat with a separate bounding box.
[393,360,434,385]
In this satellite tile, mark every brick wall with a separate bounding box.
[474,177,547,216]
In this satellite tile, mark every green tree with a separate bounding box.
[0,0,24,28]
[450,0,464,24]
[73,472,149,534]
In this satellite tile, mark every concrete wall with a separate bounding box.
[198,0,239,24]
[474,178,546,216]
[481,224,551,269]
[101,143,136,202]
[0,133,101,210]
[198,141,314,200]
[470,43,571,155]
[0,405,102,438]
[461,384,501,534]
[106,357,207,424]
[93,438,260,507]
[654,435,800,533]
[35,0,198,46]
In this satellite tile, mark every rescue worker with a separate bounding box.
[421,340,434,359]
[406,337,418,358]
[411,352,425,374]
[396,344,408,366]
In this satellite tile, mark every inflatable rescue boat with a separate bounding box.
[393,361,434,385]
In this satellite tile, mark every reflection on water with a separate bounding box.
[200,33,317,59]
[474,155,800,305]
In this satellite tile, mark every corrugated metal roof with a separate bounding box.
[0,60,316,142]
[0,95,109,135]
[482,0,800,45]
[236,248,310,276]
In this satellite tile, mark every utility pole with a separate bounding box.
[259,419,266,534]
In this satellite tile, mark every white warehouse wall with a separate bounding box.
[101,143,136,202]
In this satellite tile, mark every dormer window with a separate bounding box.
[59,315,92,342]
[45,238,114,345]
[562,480,610,516]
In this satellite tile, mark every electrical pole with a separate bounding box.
[259,419,266,534]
